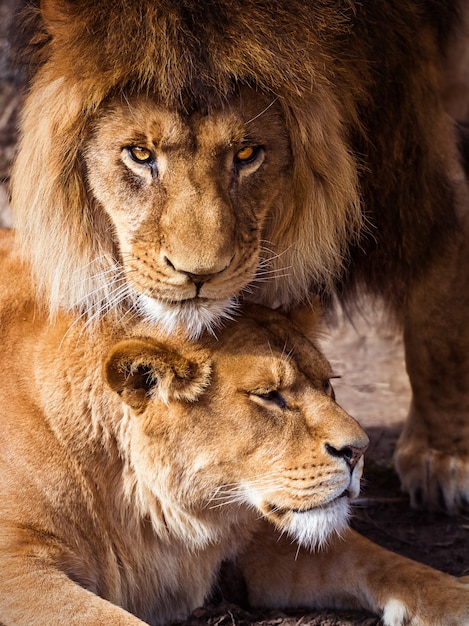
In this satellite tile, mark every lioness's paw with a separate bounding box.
[394,434,469,512]
[382,580,469,626]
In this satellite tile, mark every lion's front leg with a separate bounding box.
[238,524,469,626]
[395,396,469,512]
[395,228,469,512]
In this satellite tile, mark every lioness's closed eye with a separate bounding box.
[1,229,469,626]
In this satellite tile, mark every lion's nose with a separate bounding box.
[185,271,217,285]
[325,442,368,470]
[164,255,232,285]
[184,271,215,295]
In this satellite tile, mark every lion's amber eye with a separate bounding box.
[234,145,260,165]
[128,146,153,164]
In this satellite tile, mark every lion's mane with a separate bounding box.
[11,0,461,319]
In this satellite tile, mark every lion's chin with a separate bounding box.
[136,294,240,339]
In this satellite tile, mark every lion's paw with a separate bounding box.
[394,435,469,512]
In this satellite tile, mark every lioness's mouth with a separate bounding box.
[263,493,351,550]
[266,493,350,518]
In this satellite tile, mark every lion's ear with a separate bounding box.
[287,297,323,341]
[103,339,212,411]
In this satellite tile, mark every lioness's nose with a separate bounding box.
[325,442,368,470]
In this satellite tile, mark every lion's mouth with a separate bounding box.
[168,296,211,305]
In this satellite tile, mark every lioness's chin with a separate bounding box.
[136,294,240,338]
[281,498,350,550]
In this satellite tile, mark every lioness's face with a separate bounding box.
[105,308,369,549]
[85,90,292,337]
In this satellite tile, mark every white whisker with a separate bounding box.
[206,473,285,511]
[259,242,295,262]
[256,264,293,275]
[245,98,278,125]
[253,272,292,283]
[248,244,295,288]
[70,256,120,279]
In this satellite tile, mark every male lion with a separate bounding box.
[0,229,468,626]
[10,0,469,511]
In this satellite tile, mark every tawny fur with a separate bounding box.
[0,229,468,626]
[9,0,469,510]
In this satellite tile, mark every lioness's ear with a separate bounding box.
[288,297,323,341]
[103,339,212,411]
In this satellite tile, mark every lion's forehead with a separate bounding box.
[95,91,286,152]
[94,100,191,148]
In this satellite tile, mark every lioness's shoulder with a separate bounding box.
[0,229,48,326]
[0,228,15,256]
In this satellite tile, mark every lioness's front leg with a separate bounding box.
[395,226,469,512]
[0,559,145,626]
[239,524,469,626]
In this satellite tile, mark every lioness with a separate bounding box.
[0,228,468,626]
[10,0,469,511]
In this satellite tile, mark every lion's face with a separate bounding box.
[104,306,368,549]
[84,91,292,337]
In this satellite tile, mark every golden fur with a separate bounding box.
[0,228,468,626]
[10,0,469,511]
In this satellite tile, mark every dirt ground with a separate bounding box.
[1,2,468,624]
